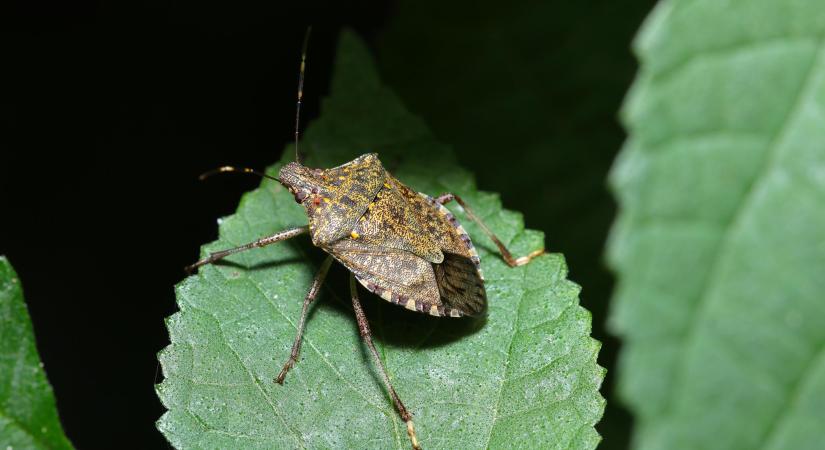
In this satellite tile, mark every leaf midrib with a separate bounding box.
[760,343,825,449]
[653,39,825,441]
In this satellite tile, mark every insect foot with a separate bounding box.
[513,248,547,266]
[274,360,293,385]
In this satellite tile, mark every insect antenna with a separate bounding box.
[198,166,280,182]
[294,26,312,164]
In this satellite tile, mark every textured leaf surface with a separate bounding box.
[0,257,73,450]
[156,32,604,449]
[608,1,825,449]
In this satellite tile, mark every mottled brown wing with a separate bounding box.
[394,182,488,317]
[434,253,487,316]
[329,178,487,317]
[327,239,447,315]
[350,177,444,264]
[337,249,486,318]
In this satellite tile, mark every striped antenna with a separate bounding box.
[198,166,280,182]
[294,26,312,163]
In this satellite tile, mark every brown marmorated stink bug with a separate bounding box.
[186,30,544,450]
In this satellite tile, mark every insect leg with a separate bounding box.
[274,255,333,384]
[350,275,422,450]
[435,193,544,267]
[186,226,308,273]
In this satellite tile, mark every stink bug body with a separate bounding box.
[279,154,489,318]
[187,30,543,450]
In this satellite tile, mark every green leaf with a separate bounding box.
[156,32,604,449]
[608,1,825,449]
[0,256,73,450]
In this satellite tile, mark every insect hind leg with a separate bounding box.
[435,193,544,267]
[350,275,421,450]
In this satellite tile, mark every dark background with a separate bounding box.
[2,1,654,448]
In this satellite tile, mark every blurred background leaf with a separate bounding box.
[608,0,825,449]
[374,1,655,446]
[157,32,605,449]
[0,256,73,450]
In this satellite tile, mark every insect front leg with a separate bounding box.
[274,255,333,384]
[186,226,308,273]
[436,193,544,267]
[350,275,422,450]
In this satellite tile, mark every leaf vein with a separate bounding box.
[760,339,825,448]
[657,39,825,426]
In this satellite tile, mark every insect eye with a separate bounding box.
[294,190,307,203]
